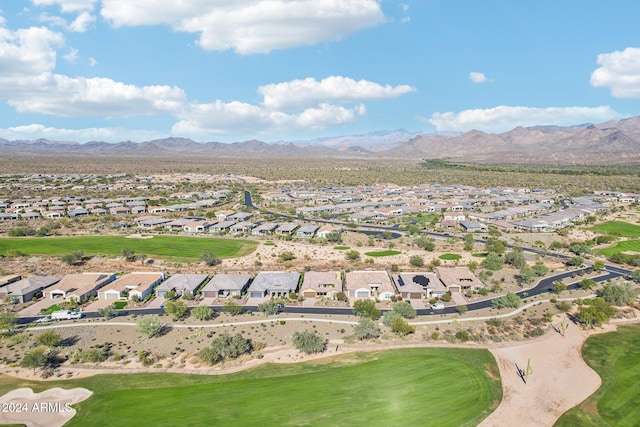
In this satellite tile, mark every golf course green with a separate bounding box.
[0,235,257,261]
[555,324,640,427]
[0,348,501,427]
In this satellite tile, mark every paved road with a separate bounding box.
[15,194,633,325]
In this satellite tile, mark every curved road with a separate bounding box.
[15,194,632,324]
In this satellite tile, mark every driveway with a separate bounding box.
[18,298,56,317]
[146,296,165,309]
[84,298,116,312]
[199,297,216,306]
[450,291,467,306]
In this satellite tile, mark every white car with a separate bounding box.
[431,302,445,310]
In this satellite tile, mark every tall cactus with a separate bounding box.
[525,358,533,384]
[560,319,569,337]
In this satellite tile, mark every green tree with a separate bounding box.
[517,268,536,284]
[467,260,479,271]
[569,244,591,255]
[200,251,219,266]
[576,297,617,327]
[392,301,417,319]
[409,255,424,267]
[504,250,526,269]
[456,305,468,315]
[353,317,381,340]
[630,269,640,282]
[455,331,471,342]
[600,282,638,306]
[531,262,549,277]
[199,333,253,365]
[0,310,17,334]
[353,299,380,320]
[391,317,415,336]
[485,238,507,255]
[481,252,504,271]
[414,237,435,251]
[21,348,47,373]
[552,281,567,294]
[164,300,188,320]
[278,251,296,261]
[257,300,281,316]
[98,305,116,319]
[324,231,342,243]
[593,260,605,271]
[550,241,565,250]
[579,278,597,291]
[61,250,85,265]
[137,253,147,265]
[36,330,62,348]
[191,305,215,321]
[223,300,243,316]
[345,250,361,262]
[566,256,584,267]
[491,292,522,309]
[292,330,326,354]
[382,310,401,326]
[556,301,572,312]
[136,317,163,338]
[121,248,136,262]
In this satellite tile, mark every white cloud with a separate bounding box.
[69,11,95,32]
[88,56,97,66]
[32,0,97,13]
[0,26,63,78]
[63,47,78,62]
[0,21,412,138]
[100,0,385,54]
[172,101,366,138]
[0,25,187,118]
[424,105,620,133]
[399,3,410,23]
[7,75,187,118]
[259,76,415,110]
[39,11,95,32]
[1,123,165,142]
[469,71,488,83]
[591,47,640,98]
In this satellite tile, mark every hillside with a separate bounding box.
[1,116,640,164]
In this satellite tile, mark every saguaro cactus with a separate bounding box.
[525,358,533,384]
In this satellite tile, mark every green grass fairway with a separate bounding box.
[334,245,351,250]
[598,240,640,257]
[555,324,640,427]
[0,348,501,427]
[591,221,640,238]
[439,253,462,260]
[472,252,488,258]
[364,250,401,257]
[0,236,257,261]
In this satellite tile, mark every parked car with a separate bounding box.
[431,302,445,310]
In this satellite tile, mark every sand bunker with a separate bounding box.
[125,234,153,239]
[479,316,602,427]
[0,387,92,427]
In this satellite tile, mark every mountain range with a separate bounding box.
[2,116,640,164]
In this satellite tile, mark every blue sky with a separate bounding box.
[0,0,639,143]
